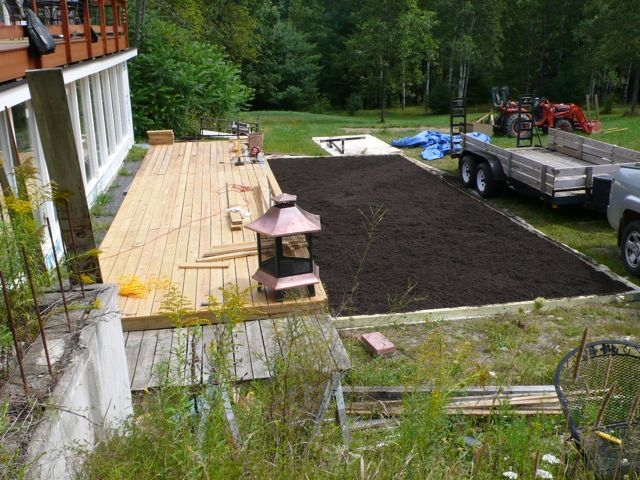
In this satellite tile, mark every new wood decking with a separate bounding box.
[125,314,351,390]
[99,140,329,331]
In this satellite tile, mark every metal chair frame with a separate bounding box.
[554,339,640,479]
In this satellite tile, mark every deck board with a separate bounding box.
[126,315,350,390]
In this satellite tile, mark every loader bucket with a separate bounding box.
[588,120,603,134]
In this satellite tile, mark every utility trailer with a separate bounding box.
[457,128,640,210]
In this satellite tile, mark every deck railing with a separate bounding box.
[0,0,129,85]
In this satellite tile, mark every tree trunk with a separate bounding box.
[630,65,639,115]
[134,0,149,48]
[458,62,469,98]
[379,60,386,123]
[423,60,431,112]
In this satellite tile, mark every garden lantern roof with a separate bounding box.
[245,193,320,237]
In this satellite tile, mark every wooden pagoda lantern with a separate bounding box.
[245,193,321,301]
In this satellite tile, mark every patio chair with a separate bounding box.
[554,339,640,479]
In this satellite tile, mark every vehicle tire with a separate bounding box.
[459,155,477,187]
[621,221,640,276]
[475,162,498,198]
[555,118,573,133]
[504,113,532,138]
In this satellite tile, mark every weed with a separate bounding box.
[337,203,387,316]
[125,146,147,163]
[89,192,113,217]
[117,167,132,177]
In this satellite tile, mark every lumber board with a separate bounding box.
[197,251,257,262]
[147,129,174,145]
[131,329,159,391]
[245,320,270,379]
[181,142,201,312]
[231,322,252,381]
[314,315,352,371]
[179,262,230,269]
[202,242,256,257]
[151,328,174,387]
[125,331,143,389]
[259,318,281,365]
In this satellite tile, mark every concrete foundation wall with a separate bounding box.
[25,285,133,479]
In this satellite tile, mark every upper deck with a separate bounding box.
[0,0,129,85]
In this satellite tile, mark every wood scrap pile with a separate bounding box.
[344,385,562,419]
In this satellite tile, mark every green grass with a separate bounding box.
[126,145,148,162]
[89,191,113,217]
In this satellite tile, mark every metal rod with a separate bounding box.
[572,327,589,382]
[0,270,29,394]
[45,217,72,332]
[21,248,53,377]
[627,391,640,427]
[594,384,616,429]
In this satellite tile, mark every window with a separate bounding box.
[90,73,108,166]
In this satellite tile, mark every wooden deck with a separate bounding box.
[99,140,329,331]
[125,314,351,390]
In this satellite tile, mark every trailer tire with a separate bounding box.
[621,221,640,276]
[475,162,499,198]
[459,156,477,187]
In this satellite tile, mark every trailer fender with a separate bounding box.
[463,151,506,181]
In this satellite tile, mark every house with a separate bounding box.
[0,0,136,268]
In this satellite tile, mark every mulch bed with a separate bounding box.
[268,155,630,316]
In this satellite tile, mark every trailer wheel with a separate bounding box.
[621,221,640,276]
[475,162,498,198]
[459,156,477,187]
[555,118,573,133]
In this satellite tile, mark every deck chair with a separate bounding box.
[554,339,640,479]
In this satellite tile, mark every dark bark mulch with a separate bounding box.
[268,155,629,316]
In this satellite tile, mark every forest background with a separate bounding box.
[129,0,640,137]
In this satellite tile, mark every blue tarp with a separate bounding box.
[391,130,491,161]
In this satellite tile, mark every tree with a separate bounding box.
[128,13,253,136]
[243,4,321,110]
[347,0,436,122]
[582,0,640,114]
[431,0,505,101]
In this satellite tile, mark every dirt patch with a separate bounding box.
[268,155,630,316]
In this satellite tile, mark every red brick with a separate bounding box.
[361,332,396,357]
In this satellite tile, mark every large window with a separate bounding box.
[109,67,123,140]
[90,73,108,167]
[74,78,99,185]
[100,70,117,155]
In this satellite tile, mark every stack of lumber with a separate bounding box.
[199,242,257,262]
[147,130,174,145]
[179,242,257,269]
[227,184,248,230]
[344,385,561,417]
